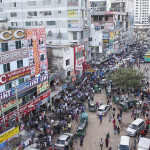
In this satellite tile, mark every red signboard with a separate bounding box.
[0,91,50,125]
[84,64,90,68]
[0,66,31,86]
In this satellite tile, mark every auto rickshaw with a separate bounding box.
[117,102,128,112]
[126,98,140,109]
[113,94,120,104]
[81,112,88,125]
[76,122,86,137]
[94,84,99,93]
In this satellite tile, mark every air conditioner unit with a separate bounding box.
[28,15,31,18]
[47,30,52,36]
[58,10,61,13]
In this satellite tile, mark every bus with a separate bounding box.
[144,52,150,62]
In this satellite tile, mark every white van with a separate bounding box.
[138,137,150,150]
[118,136,131,150]
[126,118,145,136]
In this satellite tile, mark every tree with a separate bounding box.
[108,67,145,92]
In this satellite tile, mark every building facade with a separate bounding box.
[134,0,150,24]
[0,28,50,130]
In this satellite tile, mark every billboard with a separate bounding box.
[109,32,115,43]
[68,10,77,17]
[68,0,78,6]
[0,66,31,86]
[68,20,78,28]
[102,33,109,39]
[37,80,49,94]
[0,48,28,64]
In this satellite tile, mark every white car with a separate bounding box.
[138,137,150,150]
[97,104,110,116]
[54,133,73,149]
[118,136,131,150]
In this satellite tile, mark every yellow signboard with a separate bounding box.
[87,68,94,73]
[37,80,49,94]
[68,10,77,17]
[0,126,19,144]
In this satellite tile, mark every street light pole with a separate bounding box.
[14,80,21,125]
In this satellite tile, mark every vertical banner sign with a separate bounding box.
[37,27,48,72]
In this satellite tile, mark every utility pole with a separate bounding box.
[14,80,21,125]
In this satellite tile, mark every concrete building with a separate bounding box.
[0,0,91,78]
[89,0,134,61]
[134,0,150,24]
[0,28,50,132]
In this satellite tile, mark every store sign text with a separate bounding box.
[75,44,85,53]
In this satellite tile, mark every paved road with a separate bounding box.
[52,63,150,150]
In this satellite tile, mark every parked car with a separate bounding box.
[88,101,96,112]
[97,104,110,116]
[126,118,145,136]
[54,133,73,149]
[118,136,131,150]
[117,102,128,112]
[138,137,150,150]
[126,98,140,109]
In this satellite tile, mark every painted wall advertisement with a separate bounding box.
[68,20,78,28]
[37,80,49,94]
[68,10,77,17]
[0,91,50,125]
[68,0,78,7]
[0,126,19,144]
[0,73,49,101]
[0,66,31,86]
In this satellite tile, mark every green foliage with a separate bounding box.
[108,68,145,92]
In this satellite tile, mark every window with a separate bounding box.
[67,71,70,77]
[25,21,37,26]
[10,2,16,7]
[93,16,98,21]
[5,83,12,90]
[81,31,83,39]
[28,11,37,16]
[40,54,45,61]
[17,60,23,68]
[46,21,56,25]
[43,0,51,5]
[42,11,51,16]
[19,77,24,84]
[15,41,21,49]
[66,59,70,66]
[1,43,8,52]
[0,0,2,3]
[3,63,10,73]
[27,1,36,6]
[11,12,17,17]
[11,22,17,26]
[73,32,77,40]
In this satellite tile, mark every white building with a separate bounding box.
[0,0,91,77]
[134,0,150,24]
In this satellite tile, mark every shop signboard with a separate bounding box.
[87,68,94,73]
[68,10,77,18]
[37,80,49,94]
[0,48,28,64]
[0,66,31,86]
[0,73,49,101]
[68,0,78,6]
[102,33,109,39]
[0,126,19,144]
[68,20,78,28]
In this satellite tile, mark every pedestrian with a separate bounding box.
[108,147,112,150]
[100,115,102,124]
[117,126,120,134]
[114,125,117,135]
[99,138,103,150]
[80,136,84,146]
[99,87,101,94]
[106,132,110,142]
[134,138,136,149]
[105,137,109,148]
[112,119,116,127]
[109,114,112,122]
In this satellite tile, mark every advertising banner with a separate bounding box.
[87,68,94,73]
[8,41,16,51]
[0,48,28,64]
[0,73,49,101]
[0,66,31,86]
[105,23,113,31]
[37,80,49,94]
[68,20,78,28]
[109,32,115,43]
[75,65,83,70]
[74,44,85,53]
[102,33,109,39]
[0,126,19,144]
[68,0,78,6]
[68,10,77,17]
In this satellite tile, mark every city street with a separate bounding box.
[52,63,150,150]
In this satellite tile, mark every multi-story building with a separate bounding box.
[89,0,134,61]
[134,0,150,24]
[0,0,91,78]
[0,28,50,132]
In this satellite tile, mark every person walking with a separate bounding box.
[109,114,112,122]
[99,138,103,150]
[80,136,84,146]
[100,115,102,124]
[105,137,109,148]
[108,147,112,150]
[106,132,110,142]
[112,119,116,127]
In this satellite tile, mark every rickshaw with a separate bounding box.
[81,112,88,125]
[126,98,139,109]
[106,86,111,96]
[76,122,86,137]
[117,102,128,112]
[94,84,99,93]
